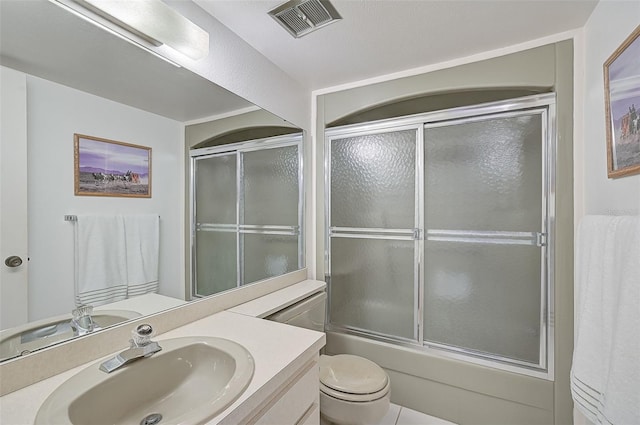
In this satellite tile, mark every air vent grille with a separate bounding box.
[298,1,332,26]
[276,8,313,34]
[269,0,341,38]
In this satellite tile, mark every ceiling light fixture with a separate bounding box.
[50,0,209,65]
[269,0,342,38]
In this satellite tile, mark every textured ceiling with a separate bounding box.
[196,0,599,90]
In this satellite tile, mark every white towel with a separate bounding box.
[571,215,640,425]
[123,214,159,298]
[75,215,128,306]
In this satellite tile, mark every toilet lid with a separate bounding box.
[319,354,388,395]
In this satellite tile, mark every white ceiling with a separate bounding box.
[0,0,253,122]
[0,0,600,121]
[196,0,599,91]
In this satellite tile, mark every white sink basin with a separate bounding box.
[35,336,255,425]
[0,309,141,360]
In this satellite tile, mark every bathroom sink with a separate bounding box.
[0,309,141,361]
[35,336,254,425]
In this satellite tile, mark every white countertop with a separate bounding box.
[229,279,326,318]
[0,310,325,424]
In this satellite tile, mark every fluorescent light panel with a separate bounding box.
[51,0,209,62]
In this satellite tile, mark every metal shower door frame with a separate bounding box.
[324,123,424,343]
[190,133,304,299]
[324,93,556,379]
[421,105,553,374]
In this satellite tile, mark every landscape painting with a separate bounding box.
[74,134,152,197]
[604,25,640,178]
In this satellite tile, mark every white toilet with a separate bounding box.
[266,291,391,425]
[319,353,390,425]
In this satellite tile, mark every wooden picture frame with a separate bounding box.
[604,25,640,178]
[74,134,152,198]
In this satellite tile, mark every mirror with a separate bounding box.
[0,0,303,362]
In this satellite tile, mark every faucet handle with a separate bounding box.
[72,304,93,320]
[71,304,96,335]
[131,324,155,346]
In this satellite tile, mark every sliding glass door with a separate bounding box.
[325,94,555,375]
[191,134,303,298]
[327,128,421,341]
[423,112,548,367]
[193,152,238,296]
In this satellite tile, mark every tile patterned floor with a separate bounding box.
[377,404,456,425]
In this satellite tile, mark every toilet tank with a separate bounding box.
[265,291,326,332]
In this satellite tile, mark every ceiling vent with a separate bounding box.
[269,0,341,38]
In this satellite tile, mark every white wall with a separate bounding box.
[582,0,640,216]
[27,75,184,321]
[164,0,310,131]
[574,7,639,423]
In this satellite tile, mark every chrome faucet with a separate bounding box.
[70,305,100,336]
[99,324,162,373]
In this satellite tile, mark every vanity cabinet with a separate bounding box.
[245,357,320,425]
[0,299,326,425]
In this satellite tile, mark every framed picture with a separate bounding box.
[604,25,640,178]
[74,134,152,198]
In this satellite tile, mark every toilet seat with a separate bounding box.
[319,354,389,402]
[320,380,390,402]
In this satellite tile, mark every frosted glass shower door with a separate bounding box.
[191,134,304,299]
[241,145,302,285]
[193,153,237,297]
[423,111,548,367]
[326,127,420,341]
[325,94,555,373]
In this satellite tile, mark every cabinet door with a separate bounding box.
[250,360,319,425]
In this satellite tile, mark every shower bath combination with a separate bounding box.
[324,93,556,378]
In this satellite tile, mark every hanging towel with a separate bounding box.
[123,214,159,298]
[74,215,128,306]
[571,215,640,425]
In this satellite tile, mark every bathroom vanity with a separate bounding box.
[0,304,325,424]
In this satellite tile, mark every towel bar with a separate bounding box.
[65,215,159,222]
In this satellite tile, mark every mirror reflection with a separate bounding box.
[187,121,303,299]
[0,0,303,362]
